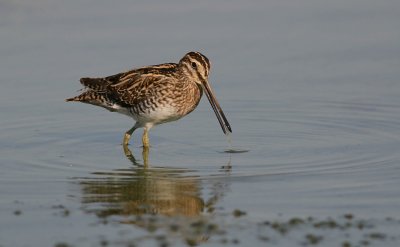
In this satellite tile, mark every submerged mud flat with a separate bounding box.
[70,163,400,247]
[34,197,400,247]
[96,216,400,247]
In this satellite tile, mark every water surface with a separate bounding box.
[1,1,400,246]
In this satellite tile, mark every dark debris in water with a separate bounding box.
[253,214,397,246]
[222,149,249,154]
[232,209,247,218]
[52,204,70,217]
[304,234,323,245]
[13,210,22,216]
[367,232,387,240]
[54,243,72,247]
[52,212,400,246]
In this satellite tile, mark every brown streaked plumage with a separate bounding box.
[66,51,231,148]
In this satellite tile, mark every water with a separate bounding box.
[1,1,400,246]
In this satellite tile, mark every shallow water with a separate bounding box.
[1,1,400,246]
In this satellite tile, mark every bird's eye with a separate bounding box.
[191,62,197,68]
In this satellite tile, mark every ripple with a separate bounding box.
[2,98,400,184]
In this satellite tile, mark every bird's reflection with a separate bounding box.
[80,147,202,217]
[77,147,231,245]
[79,145,231,218]
[77,145,232,245]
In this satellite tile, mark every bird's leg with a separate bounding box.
[123,125,137,146]
[142,146,149,167]
[142,128,150,148]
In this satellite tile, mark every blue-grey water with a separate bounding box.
[1,1,400,246]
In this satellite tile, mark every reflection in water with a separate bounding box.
[77,146,231,244]
[81,147,203,217]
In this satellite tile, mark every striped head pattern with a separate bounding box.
[179,51,232,135]
[179,51,211,84]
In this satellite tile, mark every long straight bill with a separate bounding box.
[202,80,232,135]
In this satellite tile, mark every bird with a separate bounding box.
[66,51,232,148]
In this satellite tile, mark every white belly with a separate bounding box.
[132,105,182,126]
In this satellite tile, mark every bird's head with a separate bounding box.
[179,51,211,84]
[179,51,232,135]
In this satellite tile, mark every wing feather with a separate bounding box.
[71,62,178,108]
[107,63,178,107]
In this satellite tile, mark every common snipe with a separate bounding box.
[66,51,231,148]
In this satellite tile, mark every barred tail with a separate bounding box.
[65,96,81,102]
[66,90,119,112]
[80,78,109,91]
[65,91,107,105]
[66,77,110,102]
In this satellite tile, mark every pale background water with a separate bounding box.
[1,1,400,246]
